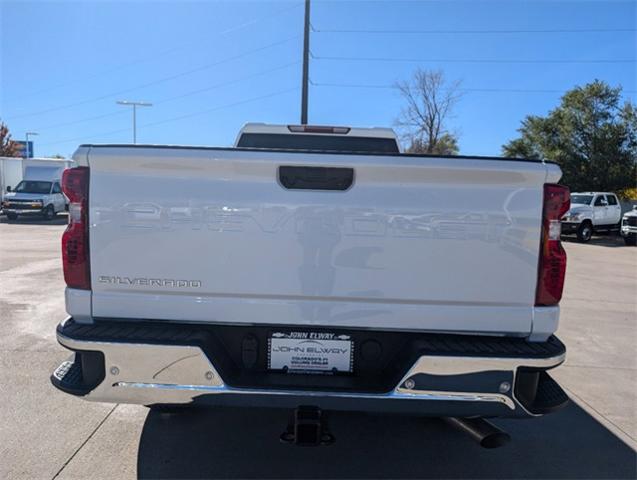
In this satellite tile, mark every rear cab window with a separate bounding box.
[571,194,594,205]
[607,194,618,206]
[236,133,400,154]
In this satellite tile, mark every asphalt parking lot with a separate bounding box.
[1,215,635,479]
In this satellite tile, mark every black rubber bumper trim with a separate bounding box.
[58,318,566,359]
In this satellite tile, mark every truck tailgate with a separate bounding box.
[82,146,557,336]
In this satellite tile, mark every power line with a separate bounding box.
[141,87,298,129]
[35,61,299,131]
[310,81,637,94]
[153,61,300,106]
[35,110,128,131]
[39,127,131,148]
[6,34,300,121]
[39,87,298,148]
[312,26,636,34]
[311,53,635,65]
[12,2,304,102]
[311,81,394,90]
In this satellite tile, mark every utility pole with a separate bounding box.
[25,131,38,158]
[300,0,310,124]
[116,100,152,144]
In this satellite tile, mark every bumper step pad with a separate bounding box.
[51,355,86,395]
[528,371,569,414]
[51,350,105,396]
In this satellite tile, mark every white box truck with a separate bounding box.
[1,157,74,220]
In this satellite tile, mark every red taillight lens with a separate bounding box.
[536,184,570,306]
[61,167,90,289]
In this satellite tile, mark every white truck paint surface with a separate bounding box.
[71,144,560,338]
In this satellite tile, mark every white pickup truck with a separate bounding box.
[560,192,622,242]
[621,206,637,245]
[51,124,570,447]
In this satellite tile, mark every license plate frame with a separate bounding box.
[268,331,353,374]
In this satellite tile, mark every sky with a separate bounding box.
[1,0,635,158]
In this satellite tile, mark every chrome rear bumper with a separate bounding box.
[52,318,568,418]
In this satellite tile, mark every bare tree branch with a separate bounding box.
[394,69,463,155]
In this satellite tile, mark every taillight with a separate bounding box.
[536,184,570,306]
[61,167,90,289]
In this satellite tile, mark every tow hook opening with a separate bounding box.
[443,417,511,449]
[280,406,334,446]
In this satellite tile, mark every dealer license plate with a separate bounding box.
[268,332,353,373]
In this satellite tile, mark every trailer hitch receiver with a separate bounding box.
[281,406,334,446]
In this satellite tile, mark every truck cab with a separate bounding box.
[561,192,622,242]
[234,123,401,153]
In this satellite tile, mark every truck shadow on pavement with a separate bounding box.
[137,402,636,479]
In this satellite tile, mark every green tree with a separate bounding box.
[405,133,459,155]
[503,80,637,192]
[0,121,20,157]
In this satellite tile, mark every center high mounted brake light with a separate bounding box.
[287,125,351,134]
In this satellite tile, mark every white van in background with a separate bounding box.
[0,157,74,202]
[1,157,75,221]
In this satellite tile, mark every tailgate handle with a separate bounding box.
[278,166,353,191]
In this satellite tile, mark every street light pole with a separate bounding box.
[25,131,38,158]
[301,0,310,124]
[116,100,152,144]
